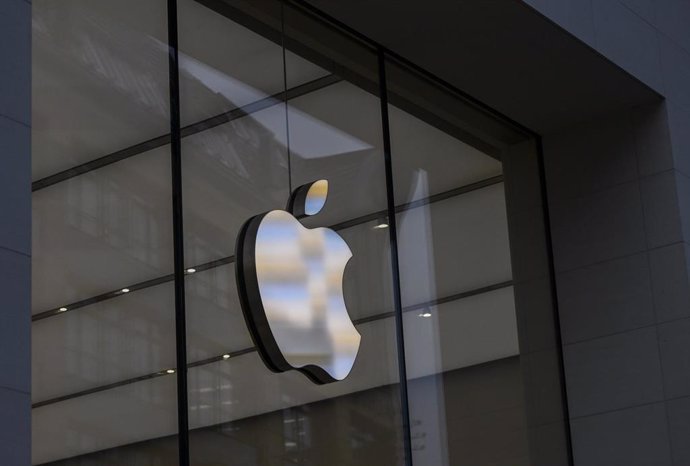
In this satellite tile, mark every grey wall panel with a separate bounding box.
[590,0,664,91]
[0,387,31,466]
[0,0,31,465]
[570,403,671,466]
[563,327,664,418]
[542,103,676,466]
[658,317,690,400]
[0,0,30,127]
[529,3,690,464]
[556,252,655,344]
[649,242,690,323]
[667,396,690,465]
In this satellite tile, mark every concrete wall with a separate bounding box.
[542,100,678,466]
[0,0,31,465]
[525,1,690,465]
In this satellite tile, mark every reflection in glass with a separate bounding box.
[252,207,360,381]
[304,179,328,215]
[31,0,178,464]
[387,57,570,466]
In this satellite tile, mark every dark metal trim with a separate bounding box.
[166,1,190,464]
[402,280,514,314]
[286,180,314,217]
[396,175,502,212]
[31,74,340,193]
[32,274,174,321]
[280,1,294,194]
[187,347,257,369]
[31,134,171,192]
[535,137,575,465]
[32,176,503,322]
[234,213,291,375]
[378,48,414,466]
[31,369,176,409]
[31,280,513,409]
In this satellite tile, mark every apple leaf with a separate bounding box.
[287,179,328,217]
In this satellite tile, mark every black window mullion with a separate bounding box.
[377,47,414,466]
[166,0,191,464]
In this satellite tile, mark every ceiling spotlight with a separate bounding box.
[166,369,175,374]
[418,312,432,318]
[222,354,231,360]
[58,307,67,312]
[186,268,196,274]
[121,288,130,293]
[373,217,389,229]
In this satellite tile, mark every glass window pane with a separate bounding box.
[179,2,407,464]
[32,1,570,464]
[31,0,178,464]
[386,57,570,466]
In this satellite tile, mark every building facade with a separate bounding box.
[1,0,689,465]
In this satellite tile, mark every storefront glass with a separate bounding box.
[31,1,570,465]
[31,0,179,463]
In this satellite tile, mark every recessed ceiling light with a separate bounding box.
[186,268,196,274]
[418,312,432,318]
[121,288,130,293]
[222,354,230,360]
[373,216,389,229]
[58,307,68,312]
[166,369,175,374]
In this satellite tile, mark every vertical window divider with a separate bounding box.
[166,0,191,464]
[280,1,293,193]
[535,138,575,465]
[377,47,414,466]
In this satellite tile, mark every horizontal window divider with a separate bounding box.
[31,74,341,192]
[31,370,173,409]
[402,280,514,314]
[32,274,176,321]
[31,278,513,410]
[32,175,503,322]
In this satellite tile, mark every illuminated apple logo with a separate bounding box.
[235,180,361,384]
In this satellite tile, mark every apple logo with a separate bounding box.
[235,179,361,384]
